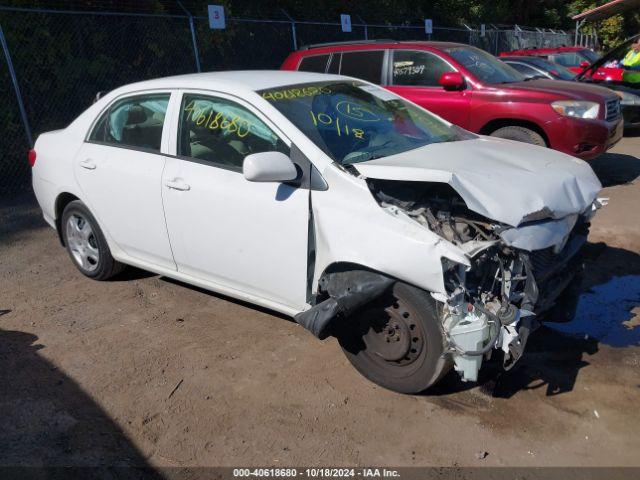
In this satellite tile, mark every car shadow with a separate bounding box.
[109,267,157,282]
[0,326,164,477]
[428,242,640,398]
[0,191,48,246]
[589,151,640,186]
[160,276,293,322]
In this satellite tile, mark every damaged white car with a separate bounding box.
[31,71,603,393]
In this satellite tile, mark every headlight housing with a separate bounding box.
[615,91,640,106]
[551,100,599,119]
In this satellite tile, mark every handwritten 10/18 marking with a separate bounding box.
[309,111,366,139]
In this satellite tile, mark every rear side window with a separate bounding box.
[339,50,384,84]
[392,50,455,87]
[177,94,288,171]
[89,94,170,152]
[298,54,329,73]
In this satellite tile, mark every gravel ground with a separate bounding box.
[1,136,639,469]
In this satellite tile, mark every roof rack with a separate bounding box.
[299,39,399,50]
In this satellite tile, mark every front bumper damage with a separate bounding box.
[295,179,604,384]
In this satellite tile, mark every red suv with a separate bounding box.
[282,40,623,160]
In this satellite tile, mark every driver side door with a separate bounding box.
[385,49,472,129]
[161,91,311,311]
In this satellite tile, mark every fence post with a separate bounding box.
[281,10,297,51]
[0,23,33,147]
[177,1,201,72]
[188,16,201,72]
[356,15,368,40]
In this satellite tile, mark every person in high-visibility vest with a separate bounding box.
[622,42,640,70]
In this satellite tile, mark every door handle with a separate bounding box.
[165,179,191,191]
[79,159,96,170]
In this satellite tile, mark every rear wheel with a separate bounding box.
[61,200,124,280]
[490,125,546,147]
[336,282,452,394]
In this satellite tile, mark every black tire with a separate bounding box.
[337,282,452,394]
[61,200,125,280]
[490,126,546,147]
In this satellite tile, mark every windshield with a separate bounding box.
[579,49,600,63]
[445,46,525,84]
[259,81,473,165]
[530,57,576,80]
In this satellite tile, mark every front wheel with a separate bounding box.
[490,125,546,147]
[61,200,125,280]
[336,283,452,394]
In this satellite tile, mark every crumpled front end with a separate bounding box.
[368,178,603,382]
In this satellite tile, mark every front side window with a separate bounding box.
[298,54,329,73]
[89,94,170,152]
[392,50,456,87]
[178,94,288,171]
[259,81,473,165]
[445,46,525,84]
[339,50,384,84]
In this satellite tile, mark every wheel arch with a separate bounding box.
[54,192,80,246]
[479,118,550,146]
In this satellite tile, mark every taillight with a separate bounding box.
[28,149,36,167]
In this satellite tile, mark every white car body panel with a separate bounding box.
[30,70,602,320]
[73,141,176,270]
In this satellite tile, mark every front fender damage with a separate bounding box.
[296,176,600,385]
[295,269,394,339]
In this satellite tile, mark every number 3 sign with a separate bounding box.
[208,5,225,29]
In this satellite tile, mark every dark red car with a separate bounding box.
[282,40,623,160]
[499,46,625,82]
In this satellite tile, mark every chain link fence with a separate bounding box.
[0,6,577,195]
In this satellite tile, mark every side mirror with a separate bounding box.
[439,72,465,91]
[579,60,590,68]
[243,151,298,183]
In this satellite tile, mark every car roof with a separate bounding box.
[115,70,345,94]
[501,56,544,63]
[500,46,589,56]
[298,40,468,53]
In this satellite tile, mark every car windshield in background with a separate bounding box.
[579,49,600,63]
[445,46,525,84]
[259,81,472,165]
[528,57,576,80]
[540,60,576,80]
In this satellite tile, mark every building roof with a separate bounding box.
[572,0,640,22]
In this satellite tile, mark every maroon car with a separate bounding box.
[282,40,623,160]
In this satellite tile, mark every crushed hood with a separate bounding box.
[354,137,602,227]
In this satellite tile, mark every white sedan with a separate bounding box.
[31,71,602,393]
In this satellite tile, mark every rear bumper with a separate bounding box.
[545,116,623,160]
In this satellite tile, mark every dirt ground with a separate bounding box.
[1,136,639,470]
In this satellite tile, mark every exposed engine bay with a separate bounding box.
[366,179,593,382]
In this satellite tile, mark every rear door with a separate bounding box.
[385,49,472,129]
[337,49,386,84]
[74,92,176,269]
